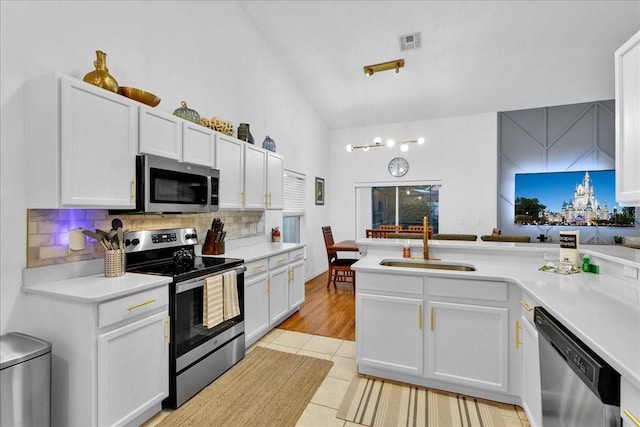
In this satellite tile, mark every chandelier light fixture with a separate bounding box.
[346,137,425,152]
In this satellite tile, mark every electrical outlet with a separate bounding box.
[624,265,638,279]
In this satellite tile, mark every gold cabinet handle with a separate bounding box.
[265,193,269,206]
[418,305,423,330]
[430,306,434,331]
[519,301,534,312]
[516,320,523,349]
[127,299,156,311]
[253,264,265,271]
[165,316,170,343]
[625,409,640,427]
[131,178,136,201]
[268,192,272,206]
[241,191,245,206]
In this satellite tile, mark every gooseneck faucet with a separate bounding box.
[423,216,430,260]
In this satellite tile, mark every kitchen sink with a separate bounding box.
[379,259,477,271]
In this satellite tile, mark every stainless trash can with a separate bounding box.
[0,332,51,427]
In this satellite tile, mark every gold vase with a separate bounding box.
[83,50,119,93]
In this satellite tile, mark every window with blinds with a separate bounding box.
[283,169,305,243]
[283,169,306,216]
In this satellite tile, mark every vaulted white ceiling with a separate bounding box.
[238,1,639,130]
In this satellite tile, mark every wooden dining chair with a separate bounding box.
[378,224,402,231]
[366,229,389,238]
[322,226,357,289]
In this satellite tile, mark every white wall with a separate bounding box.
[327,114,498,241]
[0,1,330,334]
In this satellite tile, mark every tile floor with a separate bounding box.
[143,328,530,426]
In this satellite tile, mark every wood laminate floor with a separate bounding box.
[278,272,356,341]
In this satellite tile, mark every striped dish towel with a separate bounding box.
[203,275,224,328]
[223,270,240,320]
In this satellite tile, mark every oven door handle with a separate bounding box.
[176,266,245,294]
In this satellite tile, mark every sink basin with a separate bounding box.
[379,259,476,271]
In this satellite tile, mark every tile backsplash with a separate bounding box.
[27,209,265,268]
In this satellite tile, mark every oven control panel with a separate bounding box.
[152,232,177,244]
[124,227,198,252]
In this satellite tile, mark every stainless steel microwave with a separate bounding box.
[112,155,219,213]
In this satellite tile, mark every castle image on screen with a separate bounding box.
[514,170,635,227]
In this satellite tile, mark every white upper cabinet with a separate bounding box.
[216,134,245,209]
[139,107,182,161]
[182,121,215,168]
[244,144,268,209]
[139,107,215,168]
[615,30,640,206]
[266,152,284,210]
[26,74,137,208]
[215,134,284,210]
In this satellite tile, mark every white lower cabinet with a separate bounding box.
[357,293,424,376]
[427,301,509,392]
[289,259,305,308]
[243,247,306,347]
[356,273,514,399]
[244,269,270,346]
[25,285,169,427]
[268,264,290,325]
[97,311,169,426]
[621,377,640,427]
[519,315,542,427]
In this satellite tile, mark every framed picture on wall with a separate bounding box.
[315,177,324,205]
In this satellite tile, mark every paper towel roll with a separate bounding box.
[69,228,86,251]
[559,230,579,267]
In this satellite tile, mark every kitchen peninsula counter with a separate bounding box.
[354,238,640,389]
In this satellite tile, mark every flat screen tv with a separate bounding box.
[514,169,635,227]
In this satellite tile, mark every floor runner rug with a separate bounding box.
[337,375,525,427]
[158,346,333,427]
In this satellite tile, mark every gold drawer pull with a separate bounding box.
[624,409,640,427]
[253,264,265,271]
[519,301,534,312]
[430,307,434,331]
[165,317,170,343]
[516,320,523,350]
[418,305,423,330]
[131,178,136,201]
[127,299,156,311]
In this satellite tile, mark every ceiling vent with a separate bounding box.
[399,32,422,51]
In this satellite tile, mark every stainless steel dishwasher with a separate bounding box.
[534,307,621,427]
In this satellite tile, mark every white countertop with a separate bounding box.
[22,242,305,304]
[201,242,305,263]
[354,238,640,388]
[22,273,171,303]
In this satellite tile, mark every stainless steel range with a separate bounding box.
[124,227,245,408]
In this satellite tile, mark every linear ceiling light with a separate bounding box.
[363,59,405,76]
[346,137,424,152]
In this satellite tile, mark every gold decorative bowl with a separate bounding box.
[118,87,161,107]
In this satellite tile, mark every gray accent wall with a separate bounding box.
[498,100,636,243]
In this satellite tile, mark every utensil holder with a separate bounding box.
[104,249,125,277]
[202,230,225,255]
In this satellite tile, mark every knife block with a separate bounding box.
[202,230,225,255]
